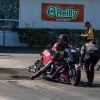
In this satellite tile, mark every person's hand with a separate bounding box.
[80,33,84,37]
[77,63,82,67]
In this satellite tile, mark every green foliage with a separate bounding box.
[17,28,100,48]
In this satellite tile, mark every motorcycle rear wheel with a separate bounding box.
[69,67,81,86]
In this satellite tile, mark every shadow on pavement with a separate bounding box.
[78,81,100,88]
[0,67,100,89]
[0,68,33,80]
[0,47,50,54]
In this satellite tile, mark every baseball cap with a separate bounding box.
[84,21,90,27]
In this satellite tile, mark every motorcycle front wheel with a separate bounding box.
[69,66,81,86]
[29,60,44,73]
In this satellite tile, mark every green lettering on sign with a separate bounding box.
[46,5,79,19]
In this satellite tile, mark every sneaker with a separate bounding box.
[85,81,92,87]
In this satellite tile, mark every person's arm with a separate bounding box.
[82,34,88,37]
[68,44,74,48]
[78,45,86,66]
[81,27,93,37]
[51,43,59,51]
[81,33,88,37]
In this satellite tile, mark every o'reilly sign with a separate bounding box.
[41,3,84,22]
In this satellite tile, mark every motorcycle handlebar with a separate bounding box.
[52,51,64,58]
[52,58,64,61]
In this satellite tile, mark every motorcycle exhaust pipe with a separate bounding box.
[49,65,65,79]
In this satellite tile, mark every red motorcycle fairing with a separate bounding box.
[59,74,70,83]
[41,49,53,65]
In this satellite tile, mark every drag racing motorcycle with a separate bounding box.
[29,48,81,86]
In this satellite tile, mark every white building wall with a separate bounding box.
[20,0,100,29]
[20,0,33,28]
[5,31,26,46]
[91,0,100,29]
[0,31,26,46]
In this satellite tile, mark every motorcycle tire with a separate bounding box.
[31,60,44,73]
[69,67,81,86]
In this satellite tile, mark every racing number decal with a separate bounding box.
[43,50,50,57]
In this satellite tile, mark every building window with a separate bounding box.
[0,0,19,31]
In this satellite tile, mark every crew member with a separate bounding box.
[78,40,100,86]
[80,21,94,43]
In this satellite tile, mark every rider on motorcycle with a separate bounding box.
[51,34,73,51]
[31,34,74,80]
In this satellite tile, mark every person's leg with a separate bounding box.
[90,57,99,82]
[84,58,92,83]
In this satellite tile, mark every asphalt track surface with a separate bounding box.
[0,47,100,100]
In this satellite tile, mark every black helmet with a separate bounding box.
[58,34,69,44]
[90,40,96,44]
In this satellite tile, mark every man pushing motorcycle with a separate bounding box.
[31,34,75,80]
